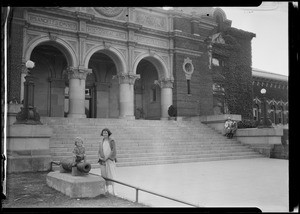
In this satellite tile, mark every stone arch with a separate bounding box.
[83,45,127,75]
[132,52,169,80]
[23,35,77,67]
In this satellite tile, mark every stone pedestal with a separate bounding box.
[46,171,106,198]
[7,124,52,172]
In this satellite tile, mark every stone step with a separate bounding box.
[51,150,260,163]
[51,154,264,171]
[43,117,263,167]
[50,146,254,157]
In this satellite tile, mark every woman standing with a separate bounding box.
[98,128,117,195]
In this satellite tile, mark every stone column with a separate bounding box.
[155,79,173,120]
[116,73,140,119]
[67,67,92,118]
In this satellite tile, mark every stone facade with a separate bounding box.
[5,7,258,120]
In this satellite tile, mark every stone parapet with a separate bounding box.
[236,127,283,157]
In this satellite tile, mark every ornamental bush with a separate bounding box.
[237,119,259,128]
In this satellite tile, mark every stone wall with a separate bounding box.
[7,8,24,103]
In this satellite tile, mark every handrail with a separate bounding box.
[89,172,199,207]
[50,162,198,207]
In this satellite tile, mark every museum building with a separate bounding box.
[5,7,288,123]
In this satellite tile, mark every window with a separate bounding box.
[270,105,276,124]
[187,79,191,95]
[253,104,259,121]
[278,106,283,124]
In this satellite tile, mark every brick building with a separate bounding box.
[4,7,257,120]
[4,7,288,123]
[252,68,288,126]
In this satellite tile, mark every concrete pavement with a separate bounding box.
[90,157,289,212]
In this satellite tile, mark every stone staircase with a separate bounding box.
[41,117,264,170]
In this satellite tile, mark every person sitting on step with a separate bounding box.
[224,117,237,139]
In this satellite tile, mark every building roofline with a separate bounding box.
[252,67,288,82]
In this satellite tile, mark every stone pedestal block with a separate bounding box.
[6,124,52,172]
[46,171,106,198]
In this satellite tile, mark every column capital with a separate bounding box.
[154,78,174,89]
[113,73,140,85]
[66,67,92,80]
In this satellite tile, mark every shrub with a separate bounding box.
[168,105,177,117]
[237,119,259,128]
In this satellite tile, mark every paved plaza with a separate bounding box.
[90,157,289,212]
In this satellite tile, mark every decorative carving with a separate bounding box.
[49,32,58,41]
[67,67,92,80]
[67,40,78,53]
[86,25,127,40]
[182,57,194,80]
[26,33,39,45]
[85,43,95,53]
[135,35,168,48]
[154,79,173,89]
[28,14,78,31]
[134,11,167,30]
[94,7,125,17]
[133,51,142,61]
[103,41,112,50]
[114,73,140,85]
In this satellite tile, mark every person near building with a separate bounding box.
[98,128,117,196]
[72,137,86,166]
[224,117,237,139]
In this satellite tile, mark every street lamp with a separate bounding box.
[14,60,42,125]
[258,88,272,128]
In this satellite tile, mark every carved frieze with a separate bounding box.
[86,25,127,40]
[28,13,78,31]
[135,35,168,48]
[134,10,167,31]
[93,7,125,17]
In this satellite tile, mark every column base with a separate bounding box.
[67,113,87,118]
[119,115,136,120]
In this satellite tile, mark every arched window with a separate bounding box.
[253,104,259,121]
[278,106,283,124]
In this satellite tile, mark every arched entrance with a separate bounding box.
[87,52,119,118]
[30,43,68,117]
[135,59,161,119]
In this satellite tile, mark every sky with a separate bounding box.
[220,2,289,76]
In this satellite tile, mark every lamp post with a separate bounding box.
[14,60,42,125]
[258,88,272,128]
